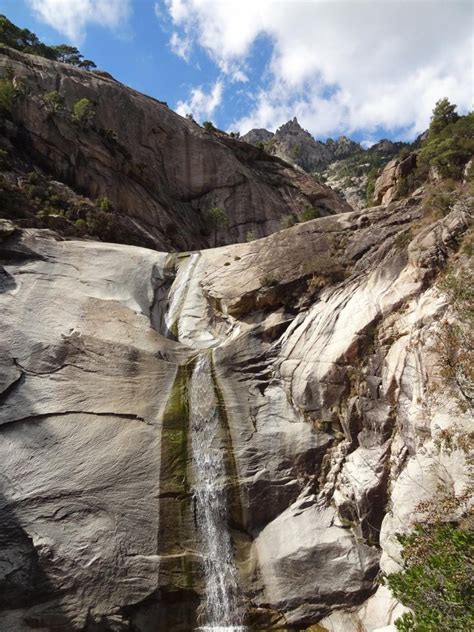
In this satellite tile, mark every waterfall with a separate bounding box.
[189,354,245,631]
[165,252,200,337]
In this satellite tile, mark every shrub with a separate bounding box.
[26,171,40,185]
[74,218,87,233]
[366,166,379,206]
[43,90,64,113]
[202,120,215,131]
[96,195,112,211]
[72,98,95,125]
[98,127,118,144]
[0,76,16,114]
[430,265,474,413]
[299,206,319,222]
[384,523,474,631]
[398,146,412,161]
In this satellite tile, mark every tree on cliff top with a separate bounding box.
[428,98,459,137]
[0,15,96,69]
[418,100,473,180]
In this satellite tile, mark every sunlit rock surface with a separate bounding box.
[0,191,471,630]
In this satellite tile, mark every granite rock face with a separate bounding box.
[373,153,417,206]
[1,184,471,631]
[0,46,351,251]
[242,119,362,173]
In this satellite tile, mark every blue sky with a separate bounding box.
[1,1,472,144]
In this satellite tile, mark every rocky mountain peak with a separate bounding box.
[331,135,362,158]
[276,116,312,139]
[242,120,363,172]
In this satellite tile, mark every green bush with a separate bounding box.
[299,206,319,222]
[98,127,118,144]
[418,100,473,180]
[74,218,87,233]
[96,195,112,211]
[202,120,215,131]
[0,76,16,114]
[384,523,474,631]
[43,90,64,113]
[72,98,95,125]
[366,166,379,206]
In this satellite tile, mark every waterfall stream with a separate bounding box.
[164,253,245,630]
[189,354,245,631]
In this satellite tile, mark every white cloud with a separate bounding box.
[163,0,473,139]
[170,31,191,60]
[27,0,131,44]
[175,79,223,122]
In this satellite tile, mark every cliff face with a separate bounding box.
[0,47,351,251]
[1,185,471,630]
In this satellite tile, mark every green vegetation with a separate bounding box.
[431,264,474,413]
[98,127,118,145]
[0,70,16,115]
[96,195,112,211]
[385,524,474,631]
[0,73,17,115]
[0,14,96,69]
[205,206,229,246]
[72,98,95,125]
[365,166,379,206]
[203,120,215,131]
[299,206,319,222]
[43,90,64,113]
[418,100,474,180]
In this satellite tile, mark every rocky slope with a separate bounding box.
[321,140,408,209]
[0,46,351,251]
[1,179,471,630]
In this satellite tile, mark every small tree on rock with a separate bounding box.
[72,98,95,126]
[205,206,228,247]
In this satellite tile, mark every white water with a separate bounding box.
[189,354,244,630]
[165,252,200,336]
